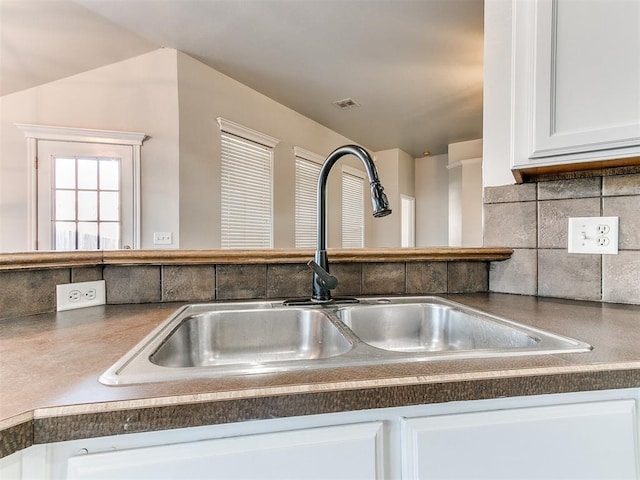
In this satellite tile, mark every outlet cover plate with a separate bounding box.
[57,280,106,311]
[568,216,619,255]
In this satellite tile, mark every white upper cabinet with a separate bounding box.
[512,0,640,170]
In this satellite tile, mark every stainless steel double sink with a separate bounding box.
[100,296,592,385]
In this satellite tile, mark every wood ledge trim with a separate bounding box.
[0,248,512,271]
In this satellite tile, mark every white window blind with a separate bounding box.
[342,170,365,248]
[295,151,322,248]
[220,132,274,249]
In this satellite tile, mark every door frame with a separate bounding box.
[16,124,146,250]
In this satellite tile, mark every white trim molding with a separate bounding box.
[15,124,146,146]
[15,124,147,250]
[216,118,280,148]
[293,146,325,165]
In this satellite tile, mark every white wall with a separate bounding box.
[0,48,180,251]
[482,0,516,188]
[414,154,449,246]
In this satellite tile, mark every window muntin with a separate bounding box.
[53,156,121,250]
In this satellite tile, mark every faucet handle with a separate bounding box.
[307,260,338,290]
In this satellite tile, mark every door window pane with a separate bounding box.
[55,158,75,189]
[77,159,97,189]
[100,192,120,221]
[100,160,120,190]
[55,190,76,221]
[78,222,98,250]
[55,222,76,251]
[78,191,98,221]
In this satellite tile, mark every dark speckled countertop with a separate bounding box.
[1,293,639,457]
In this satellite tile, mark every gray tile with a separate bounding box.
[603,251,640,305]
[483,202,537,248]
[331,263,362,297]
[538,198,601,249]
[603,173,640,196]
[538,178,601,200]
[603,196,640,249]
[489,249,537,295]
[0,269,70,319]
[162,265,215,302]
[406,262,447,294]
[538,250,601,302]
[447,262,488,293]
[267,264,312,299]
[483,184,536,204]
[104,266,161,304]
[216,264,266,300]
[71,267,103,283]
[362,263,406,295]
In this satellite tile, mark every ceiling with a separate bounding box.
[0,0,484,158]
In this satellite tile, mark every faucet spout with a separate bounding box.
[312,145,391,302]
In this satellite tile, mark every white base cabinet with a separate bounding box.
[402,400,638,480]
[66,422,384,480]
[2,389,639,480]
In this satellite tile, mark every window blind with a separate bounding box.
[295,156,321,248]
[342,171,364,248]
[220,132,273,249]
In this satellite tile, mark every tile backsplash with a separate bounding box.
[484,173,640,305]
[0,260,489,320]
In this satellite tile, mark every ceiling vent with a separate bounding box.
[332,98,361,110]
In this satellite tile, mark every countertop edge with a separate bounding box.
[2,362,639,458]
[0,248,513,270]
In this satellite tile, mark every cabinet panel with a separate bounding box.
[401,400,639,480]
[512,0,640,169]
[66,422,384,480]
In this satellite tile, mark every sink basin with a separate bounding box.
[100,297,592,385]
[151,308,352,367]
[336,303,538,353]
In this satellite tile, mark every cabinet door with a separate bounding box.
[402,400,639,480]
[67,422,384,480]
[512,0,640,168]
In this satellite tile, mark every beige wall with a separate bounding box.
[0,48,180,251]
[370,148,415,247]
[448,139,483,247]
[175,51,367,249]
[0,48,381,252]
[415,154,449,246]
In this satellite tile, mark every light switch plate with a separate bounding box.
[568,216,619,254]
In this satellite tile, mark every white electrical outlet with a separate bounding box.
[568,216,619,255]
[153,232,173,245]
[57,280,106,312]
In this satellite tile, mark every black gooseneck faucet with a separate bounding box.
[310,145,392,302]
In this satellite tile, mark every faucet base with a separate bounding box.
[283,296,360,306]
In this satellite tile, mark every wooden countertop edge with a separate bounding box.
[0,248,513,270]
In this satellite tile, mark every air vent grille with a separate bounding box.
[332,98,361,109]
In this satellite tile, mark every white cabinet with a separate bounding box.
[65,422,384,480]
[402,399,639,480]
[512,0,640,170]
[2,389,638,480]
